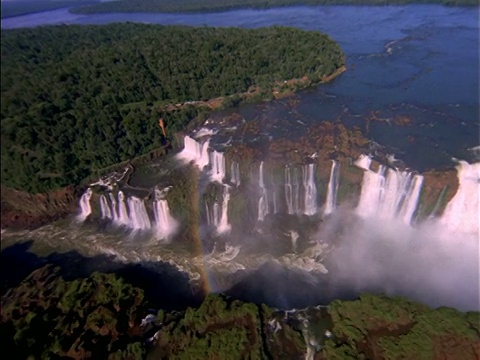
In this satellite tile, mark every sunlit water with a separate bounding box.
[1,5,479,310]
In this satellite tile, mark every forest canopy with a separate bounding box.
[71,0,478,14]
[1,24,344,193]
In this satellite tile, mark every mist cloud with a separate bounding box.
[324,213,479,311]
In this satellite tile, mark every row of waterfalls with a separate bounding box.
[77,135,479,238]
[78,189,177,240]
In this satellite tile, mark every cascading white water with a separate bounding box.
[126,196,151,231]
[303,163,318,215]
[273,191,278,214]
[258,161,269,221]
[285,166,294,215]
[356,161,424,225]
[179,135,210,169]
[210,150,226,183]
[194,127,218,138]
[440,161,480,234]
[108,193,118,221]
[230,161,241,187]
[206,203,212,226]
[213,202,220,226]
[153,199,177,240]
[99,194,112,220]
[77,188,92,221]
[285,166,301,215]
[289,230,300,253]
[354,154,372,171]
[117,191,130,226]
[293,167,300,214]
[398,174,424,225]
[217,186,231,234]
[324,160,339,216]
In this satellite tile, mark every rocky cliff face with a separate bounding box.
[1,185,79,230]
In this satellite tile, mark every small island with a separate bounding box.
[1,24,345,195]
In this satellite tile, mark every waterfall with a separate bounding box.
[77,188,92,221]
[440,161,480,234]
[356,164,424,225]
[429,186,447,219]
[289,230,299,253]
[179,135,210,169]
[273,191,278,214]
[303,163,318,215]
[117,191,130,226]
[126,196,151,231]
[108,193,118,221]
[398,174,424,225]
[230,161,241,187]
[99,194,112,220]
[213,203,220,226]
[153,199,177,240]
[217,186,231,234]
[324,160,340,216]
[206,201,222,228]
[285,166,300,215]
[354,154,372,171]
[293,167,300,214]
[210,150,226,183]
[206,203,212,226]
[258,161,269,221]
[285,167,293,214]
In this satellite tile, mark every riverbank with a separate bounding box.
[70,0,479,15]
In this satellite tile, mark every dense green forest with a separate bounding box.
[1,24,344,193]
[2,264,479,359]
[71,0,478,14]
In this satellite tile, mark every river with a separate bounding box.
[1,5,479,310]
[2,5,478,169]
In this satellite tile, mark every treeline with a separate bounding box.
[71,0,478,14]
[1,24,344,193]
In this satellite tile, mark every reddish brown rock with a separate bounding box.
[0,185,78,230]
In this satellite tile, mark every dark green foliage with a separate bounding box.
[323,293,480,359]
[1,24,344,193]
[1,265,146,359]
[147,293,268,359]
[71,0,479,15]
[2,264,479,360]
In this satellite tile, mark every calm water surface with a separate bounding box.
[2,6,479,168]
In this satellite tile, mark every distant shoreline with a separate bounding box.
[69,0,478,15]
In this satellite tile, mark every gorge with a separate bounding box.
[1,4,479,359]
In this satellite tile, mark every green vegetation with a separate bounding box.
[1,265,146,359]
[71,0,478,15]
[324,293,480,359]
[149,293,267,359]
[1,24,344,193]
[2,264,479,359]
